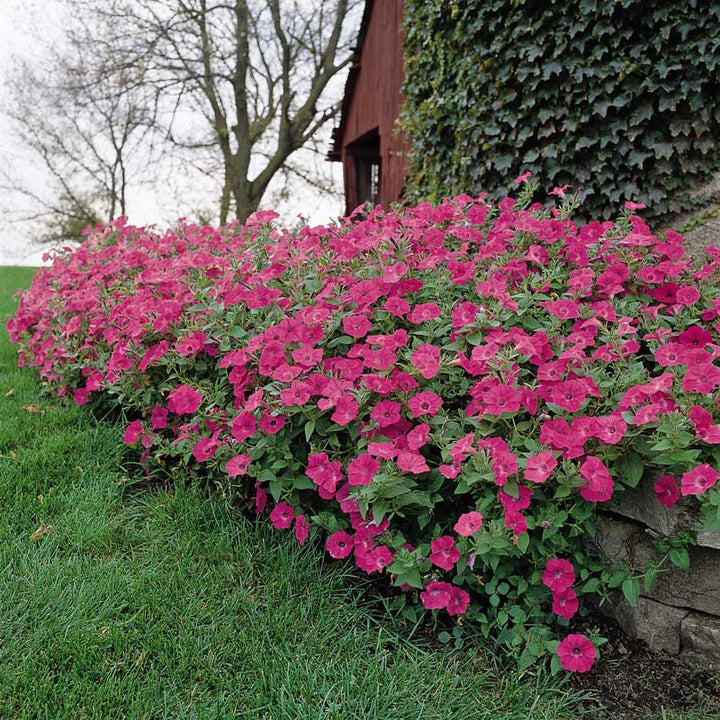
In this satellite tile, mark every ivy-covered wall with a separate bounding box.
[400,0,720,219]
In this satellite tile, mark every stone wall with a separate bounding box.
[660,170,720,259]
[595,475,720,667]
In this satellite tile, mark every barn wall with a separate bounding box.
[341,0,409,212]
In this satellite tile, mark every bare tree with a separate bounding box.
[72,0,361,224]
[2,25,159,241]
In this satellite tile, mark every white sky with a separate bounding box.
[0,0,346,265]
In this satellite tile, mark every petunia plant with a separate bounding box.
[9,180,720,673]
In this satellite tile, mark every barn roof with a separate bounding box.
[327,0,375,161]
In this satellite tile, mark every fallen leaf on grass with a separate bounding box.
[30,524,55,542]
[4,388,14,398]
[0,451,18,461]
[21,404,57,415]
[22,404,45,415]
[134,650,147,667]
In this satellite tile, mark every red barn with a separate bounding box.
[328,0,409,215]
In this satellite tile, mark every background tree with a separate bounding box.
[1,27,159,242]
[67,0,361,224]
[2,0,359,245]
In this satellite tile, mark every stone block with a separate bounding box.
[697,529,720,550]
[680,612,720,668]
[609,472,699,538]
[596,515,720,617]
[610,595,688,654]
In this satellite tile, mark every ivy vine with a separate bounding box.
[400,0,720,220]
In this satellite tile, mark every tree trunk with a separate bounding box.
[233,184,260,224]
[219,173,231,226]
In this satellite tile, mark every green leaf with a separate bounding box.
[622,577,641,605]
[644,566,658,592]
[668,547,690,571]
[702,504,720,533]
[292,476,316,491]
[550,653,563,675]
[516,532,530,553]
[304,420,315,443]
[518,647,538,671]
[614,451,644,488]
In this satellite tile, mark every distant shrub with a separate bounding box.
[10,185,720,672]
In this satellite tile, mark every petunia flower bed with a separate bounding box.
[9,185,720,673]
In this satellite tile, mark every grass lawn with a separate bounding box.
[0,266,588,719]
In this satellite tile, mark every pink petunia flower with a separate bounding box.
[446,587,471,616]
[594,415,627,445]
[151,406,168,430]
[231,411,256,443]
[682,364,720,394]
[123,419,143,444]
[504,508,528,535]
[192,436,220,462]
[370,400,402,428]
[167,384,203,415]
[454,511,484,537]
[291,344,323,368]
[580,456,612,489]
[542,558,575,593]
[225,453,251,477]
[411,344,441,379]
[258,410,286,434]
[407,302,441,324]
[408,390,443,418]
[524,451,558,483]
[452,302,479,330]
[384,296,410,317]
[654,474,680,508]
[482,384,522,415]
[676,286,701,306]
[654,343,684,366]
[254,481,267,515]
[279,381,311,407]
[429,536,460,571]
[407,423,430,450]
[331,393,359,426]
[539,299,580,320]
[678,326,712,348]
[681,464,719,496]
[396,451,430,474]
[294,515,309,546]
[420,580,453,610]
[269,502,295,530]
[552,588,579,620]
[306,452,344,498]
[343,315,372,338]
[347,453,380,486]
[557,634,596,673]
[326,530,354,559]
[355,546,393,574]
